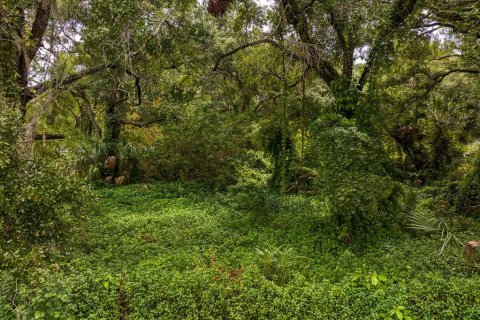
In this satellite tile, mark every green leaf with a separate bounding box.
[395,309,403,319]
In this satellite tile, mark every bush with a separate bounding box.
[456,155,480,216]
[0,100,91,246]
[135,105,247,189]
[309,125,405,238]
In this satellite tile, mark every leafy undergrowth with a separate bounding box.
[2,182,480,319]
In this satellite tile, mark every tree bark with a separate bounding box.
[17,0,52,115]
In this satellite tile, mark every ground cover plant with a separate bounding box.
[1,182,479,319]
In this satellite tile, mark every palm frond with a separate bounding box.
[408,209,462,254]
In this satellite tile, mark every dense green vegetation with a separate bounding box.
[2,183,479,319]
[1,0,479,318]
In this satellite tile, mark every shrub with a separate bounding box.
[0,99,91,246]
[262,122,297,191]
[135,106,247,189]
[16,270,75,320]
[309,125,405,238]
[456,155,480,216]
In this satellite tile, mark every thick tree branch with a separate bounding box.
[429,68,480,81]
[28,63,143,109]
[27,63,117,100]
[27,0,52,61]
[281,0,339,85]
[329,11,354,80]
[329,11,347,52]
[357,0,418,91]
[282,0,311,43]
[286,172,314,194]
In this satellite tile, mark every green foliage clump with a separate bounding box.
[310,125,405,236]
[134,105,263,190]
[257,245,299,285]
[16,270,74,319]
[456,155,480,216]
[226,151,280,222]
[0,99,91,246]
[6,262,480,319]
[262,123,297,191]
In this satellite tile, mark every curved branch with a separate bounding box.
[213,39,337,84]
[213,39,288,71]
[121,117,168,128]
[27,63,117,100]
[401,68,480,110]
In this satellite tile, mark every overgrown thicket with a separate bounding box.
[1,0,480,318]
[309,125,407,239]
[0,96,90,262]
[456,155,480,216]
[0,0,478,250]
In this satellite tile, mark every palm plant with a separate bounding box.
[408,209,463,254]
[256,245,300,285]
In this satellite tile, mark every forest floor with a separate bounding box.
[3,182,480,319]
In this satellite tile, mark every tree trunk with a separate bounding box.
[0,1,52,114]
[103,90,124,179]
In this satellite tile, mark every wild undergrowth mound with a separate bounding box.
[1,182,479,319]
[0,100,91,276]
[309,125,407,239]
[456,154,480,216]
